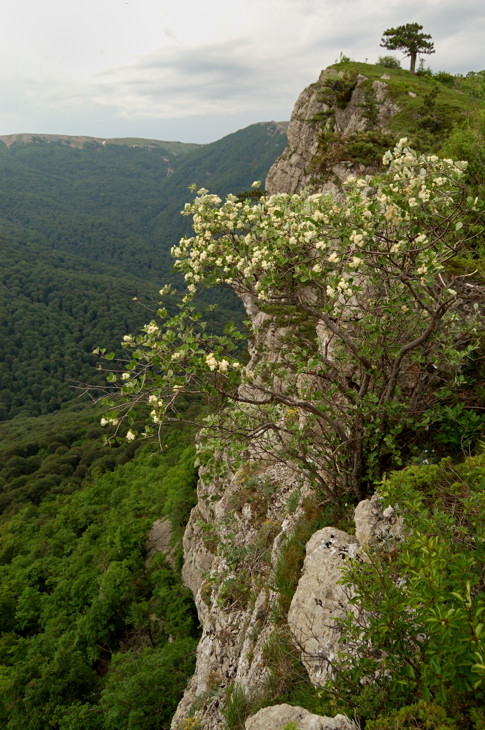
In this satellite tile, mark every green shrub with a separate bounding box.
[433,71,455,86]
[378,55,401,69]
[223,684,251,730]
[324,453,485,726]
[367,700,459,729]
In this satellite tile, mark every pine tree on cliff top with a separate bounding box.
[381,23,435,74]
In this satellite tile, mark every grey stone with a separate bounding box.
[287,527,360,686]
[145,517,175,568]
[354,492,404,546]
[245,704,357,730]
[266,68,399,197]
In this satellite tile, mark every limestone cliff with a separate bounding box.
[266,66,399,197]
[170,65,435,730]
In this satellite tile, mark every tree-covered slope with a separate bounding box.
[150,121,290,258]
[0,418,200,729]
[0,123,287,420]
[0,62,484,730]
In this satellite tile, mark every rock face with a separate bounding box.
[171,477,402,728]
[287,499,404,687]
[145,516,175,567]
[354,492,405,546]
[244,704,357,730]
[287,528,360,686]
[266,67,399,196]
[170,462,317,730]
[170,66,404,730]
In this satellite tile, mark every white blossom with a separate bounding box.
[145,323,159,335]
[206,353,218,371]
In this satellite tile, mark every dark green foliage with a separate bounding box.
[366,700,460,729]
[100,640,198,730]
[0,125,286,420]
[0,429,199,729]
[344,129,396,165]
[432,403,485,453]
[0,408,142,512]
[380,23,435,74]
[378,55,401,70]
[310,128,395,180]
[323,453,485,728]
[316,70,358,109]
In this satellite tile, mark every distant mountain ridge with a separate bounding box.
[0,133,202,154]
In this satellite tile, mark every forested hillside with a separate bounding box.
[1,59,484,730]
[0,416,200,729]
[0,123,287,420]
[0,122,287,729]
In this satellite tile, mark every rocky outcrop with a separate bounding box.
[354,492,405,546]
[171,472,403,728]
[265,82,325,196]
[170,462,316,730]
[244,704,357,730]
[145,516,175,567]
[266,68,399,196]
[171,66,404,730]
[287,498,404,687]
[287,528,360,686]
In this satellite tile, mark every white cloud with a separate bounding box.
[0,0,483,142]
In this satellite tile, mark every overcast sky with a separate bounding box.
[1,0,483,144]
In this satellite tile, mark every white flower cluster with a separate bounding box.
[144,322,160,336]
[205,353,230,373]
[98,139,479,453]
[100,417,119,426]
[165,140,470,312]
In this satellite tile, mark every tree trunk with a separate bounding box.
[410,53,417,74]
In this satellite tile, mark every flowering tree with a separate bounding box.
[98,140,483,505]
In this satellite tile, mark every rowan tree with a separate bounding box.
[380,23,435,74]
[98,141,483,505]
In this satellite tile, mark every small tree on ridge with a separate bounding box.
[381,23,435,74]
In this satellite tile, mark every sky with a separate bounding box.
[1,0,483,144]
